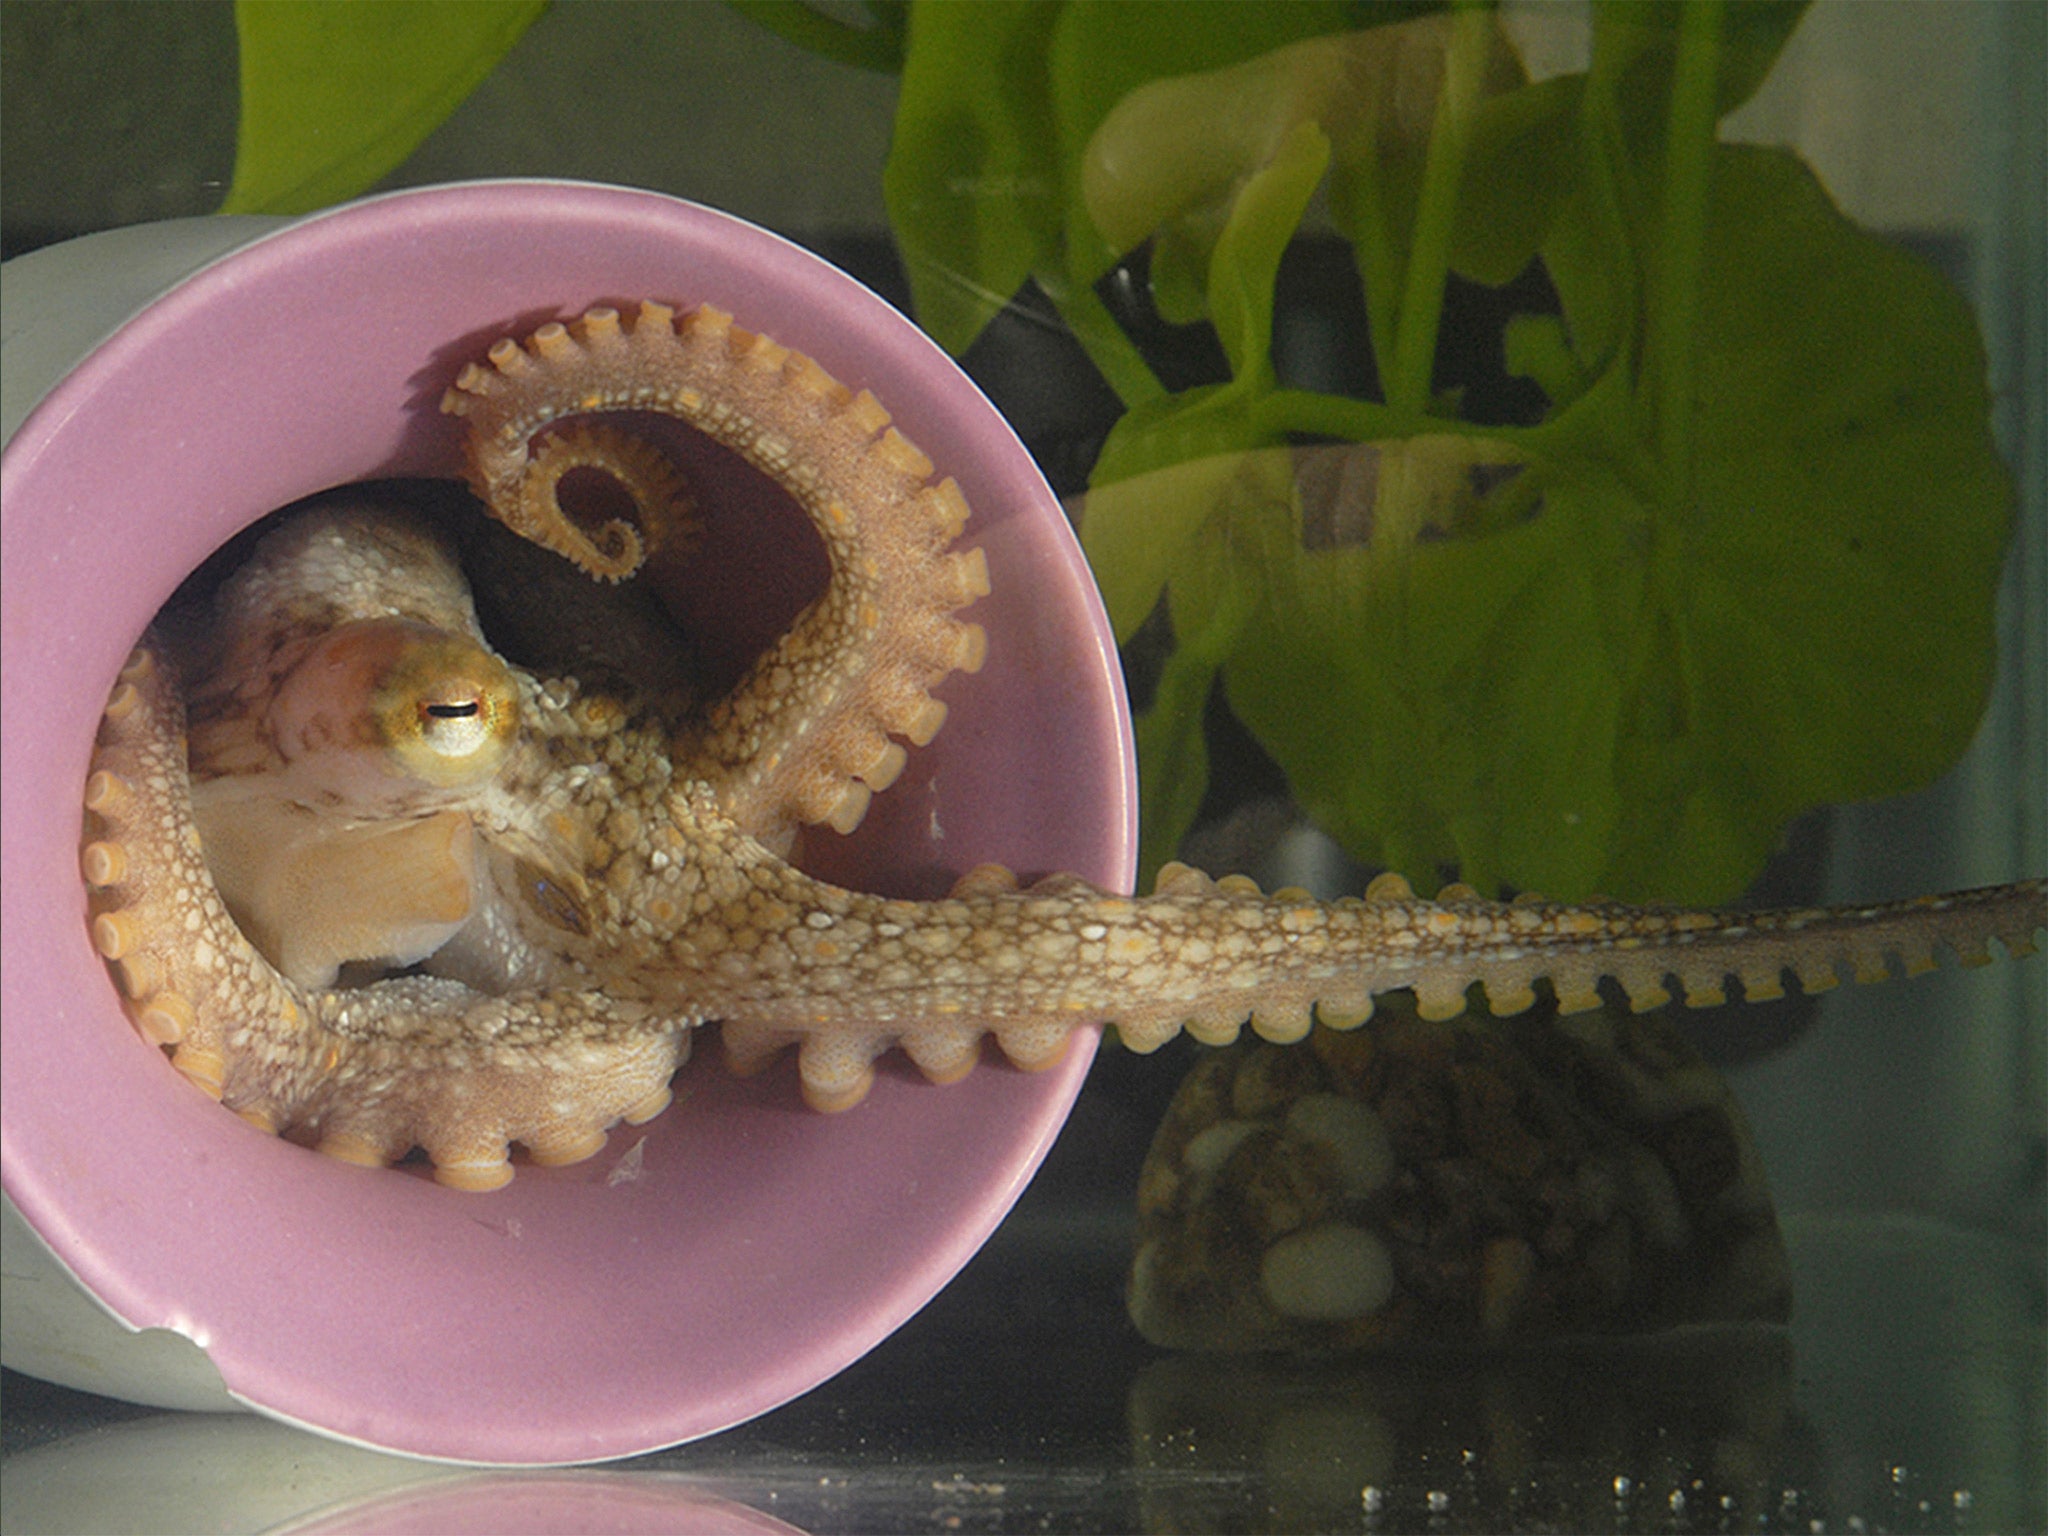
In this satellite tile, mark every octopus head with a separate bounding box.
[268,616,520,805]
[184,613,524,991]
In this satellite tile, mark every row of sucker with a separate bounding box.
[658,838,2047,1117]
[441,301,990,847]
[84,645,692,1189]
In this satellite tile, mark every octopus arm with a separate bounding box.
[694,857,2048,1116]
[83,644,325,1115]
[84,643,689,1189]
[301,977,689,1191]
[441,302,989,848]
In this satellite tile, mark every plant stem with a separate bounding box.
[1350,135,1405,405]
[1258,388,1411,442]
[1647,0,1722,501]
[1386,0,1492,415]
[1045,279,1169,412]
[1570,13,1641,378]
[1259,387,1548,454]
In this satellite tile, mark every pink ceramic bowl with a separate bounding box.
[0,182,1134,1463]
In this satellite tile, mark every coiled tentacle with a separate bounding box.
[441,302,990,845]
[84,643,688,1190]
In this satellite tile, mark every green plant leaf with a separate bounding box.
[886,0,2003,915]
[221,0,546,216]
[1148,218,1227,327]
[1080,99,1339,646]
[1219,144,2010,904]
[724,0,908,73]
[882,0,1065,356]
[1053,0,1372,288]
[1502,312,1587,403]
[1081,387,1276,642]
[1599,0,1813,127]
[1447,72,1582,287]
[1207,121,1330,383]
[1074,15,1357,258]
[1601,144,2011,894]
[1138,459,1277,884]
[1132,646,1219,893]
[884,3,1401,367]
[1224,476,1640,895]
[1076,13,1515,340]
[881,0,1382,357]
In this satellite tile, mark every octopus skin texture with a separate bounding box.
[80,300,2048,1194]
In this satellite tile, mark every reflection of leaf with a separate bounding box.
[1208,122,1329,382]
[724,0,907,73]
[883,0,1371,359]
[1081,116,1327,641]
[1081,16,1523,331]
[1052,0,1367,286]
[1224,146,2009,904]
[222,0,546,215]
[1089,397,1277,643]
[882,0,1064,355]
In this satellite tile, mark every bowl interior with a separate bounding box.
[0,183,1133,1464]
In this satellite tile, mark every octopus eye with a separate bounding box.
[380,634,520,787]
[406,674,513,772]
[270,618,520,795]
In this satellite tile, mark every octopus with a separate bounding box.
[80,300,2048,1194]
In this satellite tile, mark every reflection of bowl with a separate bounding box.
[0,1413,802,1535]
[1127,1330,1801,1532]
[0,182,1134,1464]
